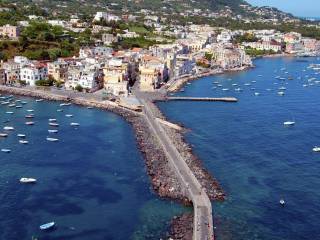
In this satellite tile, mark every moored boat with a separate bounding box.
[70,122,80,126]
[3,126,14,131]
[313,147,320,152]
[49,123,59,127]
[20,178,37,183]
[0,133,8,137]
[17,134,26,138]
[1,149,11,153]
[46,137,59,142]
[25,122,35,125]
[19,140,29,144]
[40,222,55,230]
[48,129,58,133]
[284,121,295,126]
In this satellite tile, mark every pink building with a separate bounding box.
[0,24,20,39]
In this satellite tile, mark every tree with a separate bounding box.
[75,84,83,92]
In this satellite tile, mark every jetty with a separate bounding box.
[135,90,215,240]
[166,97,238,102]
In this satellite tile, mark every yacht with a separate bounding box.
[284,121,295,126]
[20,178,37,183]
[6,112,14,114]
[40,222,55,230]
[313,147,320,152]
[46,137,59,142]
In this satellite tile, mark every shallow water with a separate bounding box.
[0,97,185,240]
[159,57,320,240]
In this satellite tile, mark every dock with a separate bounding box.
[166,97,238,102]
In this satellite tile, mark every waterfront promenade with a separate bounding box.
[135,90,214,240]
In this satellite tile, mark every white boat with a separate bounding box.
[278,87,286,90]
[20,178,37,183]
[3,126,14,131]
[36,99,44,102]
[49,119,57,122]
[60,103,71,106]
[21,101,27,104]
[244,83,251,86]
[25,122,34,125]
[70,123,80,126]
[222,88,229,91]
[57,109,63,112]
[17,134,26,138]
[15,105,22,109]
[19,140,29,144]
[284,121,295,126]
[1,149,11,153]
[235,88,243,92]
[0,133,8,137]
[49,123,59,127]
[87,106,93,109]
[6,112,14,114]
[65,114,73,117]
[279,199,285,206]
[278,91,285,96]
[48,130,58,133]
[25,114,34,118]
[27,109,34,112]
[254,92,260,96]
[40,222,55,230]
[312,147,320,152]
[46,137,59,142]
[8,104,16,107]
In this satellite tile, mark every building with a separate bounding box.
[93,12,120,22]
[79,46,113,59]
[217,31,232,43]
[0,25,20,39]
[47,59,69,82]
[20,63,48,86]
[2,61,20,85]
[242,41,282,52]
[102,33,118,45]
[103,59,129,96]
[0,68,5,85]
[66,66,102,91]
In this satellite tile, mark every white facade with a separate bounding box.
[20,66,47,86]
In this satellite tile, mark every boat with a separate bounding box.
[27,109,34,112]
[279,199,285,206]
[70,123,80,126]
[254,92,260,96]
[40,222,55,230]
[48,130,58,133]
[57,109,63,112]
[15,105,22,109]
[25,114,34,118]
[49,123,59,127]
[235,88,243,92]
[87,106,93,109]
[20,178,36,183]
[244,83,251,86]
[46,137,59,142]
[49,119,57,122]
[36,99,44,102]
[19,140,29,144]
[6,112,14,114]
[60,103,71,106]
[25,122,34,125]
[278,91,285,96]
[21,101,27,105]
[232,83,238,86]
[65,114,73,117]
[222,88,229,91]
[278,87,286,90]
[312,147,320,152]
[17,134,26,138]
[8,104,16,107]
[1,149,11,153]
[284,121,295,126]
[0,133,8,137]
[3,126,14,131]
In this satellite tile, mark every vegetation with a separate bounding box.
[234,32,258,44]
[75,84,83,92]
[112,36,158,50]
[244,47,278,57]
[35,78,54,86]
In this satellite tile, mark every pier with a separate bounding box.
[135,90,215,240]
[166,97,238,102]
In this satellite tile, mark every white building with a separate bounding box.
[20,64,48,86]
[93,12,120,22]
[217,31,232,43]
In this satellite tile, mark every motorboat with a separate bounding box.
[19,140,29,144]
[46,137,59,142]
[222,88,229,91]
[3,126,14,131]
[17,134,26,138]
[1,149,11,153]
[279,199,285,206]
[278,87,286,90]
[8,104,16,107]
[254,92,260,96]
[49,119,57,122]
[25,114,34,118]
[278,91,285,96]
[39,222,55,230]
[27,109,34,112]
[87,106,93,109]
[36,99,44,102]
[15,105,22,109]
[0,133,8,137]
[20,178,37,183]
[70,123,80,126]
[49,123,59,127]
[6,112,14,114]
[313,147,320,152]
[235,88,243,92]
[284,121,295,126]
[65,114,73,117]
[48,130,58,133]
[25,122,34,125]
[21,101,27,104]
[57,109,63,112]
[60,103,71,106]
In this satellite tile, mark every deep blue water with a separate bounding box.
[159,57,320,240]
[0,98,185,240]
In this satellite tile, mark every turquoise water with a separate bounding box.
[0,98,185,240]
[159,57,320,240]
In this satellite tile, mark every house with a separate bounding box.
[20,63,48,86]
[0,68,5,85]
[103,59,129,96]
[47,59,69,82]
[2,61,21,85]
[217,31,232,43]
[79,46,113,59]
[102,33,118,45]
[242,40,282,52]
[93,12,120,22]
[0,25,21,39]
[284,32,301,44]
[66,65,102,91]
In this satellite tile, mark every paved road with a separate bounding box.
[135,91,214,240]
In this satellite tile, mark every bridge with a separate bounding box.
[135,91,214,240]
[166,97,238,102]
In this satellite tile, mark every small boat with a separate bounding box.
[87,107,93,109]
[252,80,257,83]
[0,133,8,137]
[1,101,9,105]
[312,147,320,152]
[49,123,59,127]
[15,105,22,109]
[57,109,63,112]
[278,87,286,90]
[8,104,16,107]
[46,137,59,142]
[48,130,58,133]
[20,178,37,183]
[19,140,29,144]
[60,103,71,106]
[3,126,14,131]
[21,101,27,105]
[17,134,26,138]
[278,91,285,96]
[49,119,57,122]
[36,99,44,102]
[70,123,80,126]
[279,199,285,206]
[284,121,295,126]
[25,114,34,119]
[254,92,260,96]
[244,83,251,86]
[235,88,243,92]
[222,88,229,91]
[6,112,14,114]
[65,114,73,118]
[27,109,34,112]
[1,149,11,153]
[25,122,34,125]
[40,222,55,230]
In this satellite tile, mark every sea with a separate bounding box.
[0,98,186,240]
[159,56,320,240]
